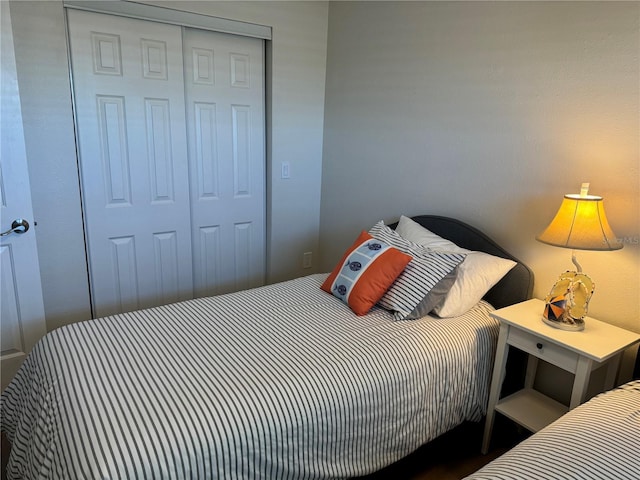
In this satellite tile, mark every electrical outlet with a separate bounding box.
[281,161,291,179]
[302,251,312,269]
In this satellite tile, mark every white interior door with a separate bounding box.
[68,10,194,318]
[1,1,47,390]
[183,28,266,297]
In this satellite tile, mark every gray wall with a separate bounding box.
[10,1,91,328]
[320,2,639,376]
[9,0,328,331]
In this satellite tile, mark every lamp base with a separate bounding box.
[542,270,595,333]
[541,315,585,331]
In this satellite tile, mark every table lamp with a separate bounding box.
[536,183,622,331]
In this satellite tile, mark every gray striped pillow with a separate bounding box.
[369,221,465,321]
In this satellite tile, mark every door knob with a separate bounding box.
[0,219,30,237]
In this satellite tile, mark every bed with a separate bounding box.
[1,215,533,479]
[465,379,640,479]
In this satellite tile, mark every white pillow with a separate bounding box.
[433,251,516,317]
[396,215,465,253]
[395,215,516,317]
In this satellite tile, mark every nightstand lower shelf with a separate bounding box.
[495,388,568,433]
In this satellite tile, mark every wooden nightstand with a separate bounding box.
[481,298,640,454]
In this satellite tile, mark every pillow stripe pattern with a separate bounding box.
[332,237,394,301]
[369,222,465,320]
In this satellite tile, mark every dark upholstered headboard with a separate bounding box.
[388,215,534,309]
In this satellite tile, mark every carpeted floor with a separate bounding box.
[357,417,526,480]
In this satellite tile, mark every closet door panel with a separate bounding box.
[68,10,193,317]
[183,28,266,297]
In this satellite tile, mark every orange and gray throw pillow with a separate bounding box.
[321,231,411,315]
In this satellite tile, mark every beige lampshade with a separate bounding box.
[537,192,622,251]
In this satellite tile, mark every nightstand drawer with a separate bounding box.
[508,327,579,373]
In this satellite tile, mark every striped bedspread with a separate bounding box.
[466,380,640,480]
[2,274,499,479]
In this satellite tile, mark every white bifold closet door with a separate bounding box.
[68,10,265,318]
[183,28,265,299]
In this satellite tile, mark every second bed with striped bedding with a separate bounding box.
[465,380,640,480]
[2,273,499,479]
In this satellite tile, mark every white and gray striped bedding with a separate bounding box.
[466,380,640,480]
[2,274,499,480]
